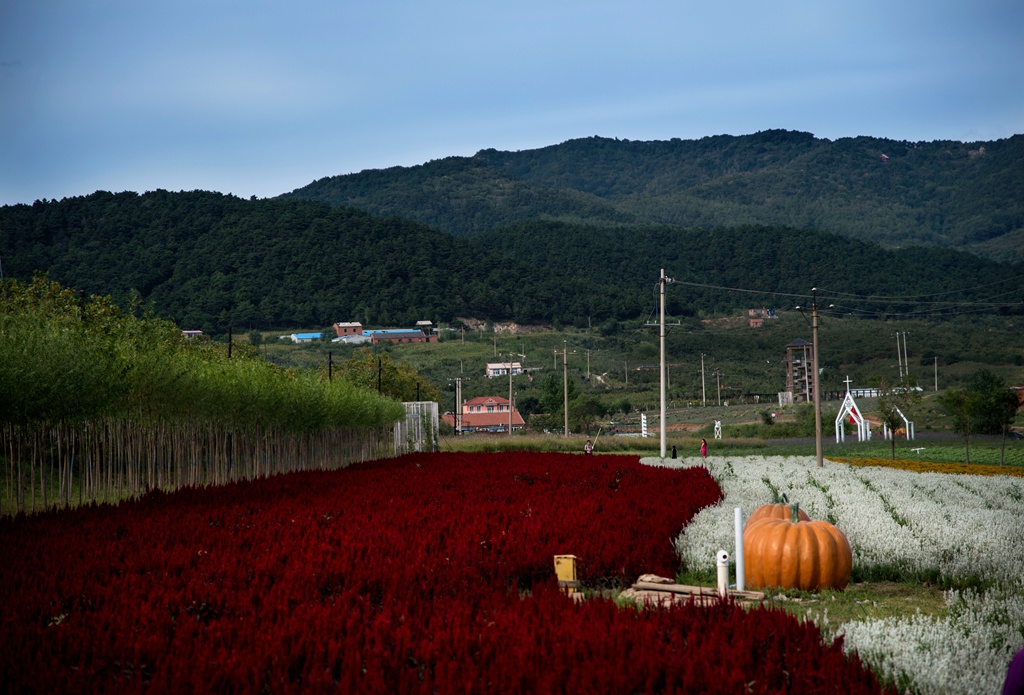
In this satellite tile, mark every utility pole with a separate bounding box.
[812,289,823,468]
[659,269,673,458]
[563,342,569,437]
[701,354,706,407]
[796,291,826,468]
[934,356,938,392]
[507,352,524,436]
[509,359,514,436]
[638,272,679,462]
[455,377,463,434]
[902,332,910,381]
[896,332,903,379]
[716,370,722,407]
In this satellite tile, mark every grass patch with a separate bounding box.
[671,565,947,633]
[767,581,948,632]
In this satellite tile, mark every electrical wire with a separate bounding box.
[663,277,1023,317]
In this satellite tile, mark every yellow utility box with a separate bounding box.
[554,555,580,594]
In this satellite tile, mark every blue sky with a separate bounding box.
[2,0,1022,206]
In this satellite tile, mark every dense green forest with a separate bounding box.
[283,130,1024,261]
[2,190,1022,333]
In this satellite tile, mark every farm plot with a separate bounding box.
[0,452,892,693]
[660,455,1024,695]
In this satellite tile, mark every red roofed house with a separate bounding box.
[443,396,526,433]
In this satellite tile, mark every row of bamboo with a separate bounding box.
[1,277,406,516]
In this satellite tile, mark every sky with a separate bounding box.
[2,0,1022,206]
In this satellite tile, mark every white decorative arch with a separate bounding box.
[835,378,871,442]
[714,420,722,439]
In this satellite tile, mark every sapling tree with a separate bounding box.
[938,369,1019,465]
[938,387,977,464]
[1,277,406,517]
[876,377,922,460]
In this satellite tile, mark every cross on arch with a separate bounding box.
[843,375,853,393]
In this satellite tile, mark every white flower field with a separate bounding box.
[643,455,1024,695]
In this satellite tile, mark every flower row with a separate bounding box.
[0,452,894,693]
[659,454,1024,694]
[829,456,1024,477]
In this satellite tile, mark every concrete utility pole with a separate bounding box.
[796,291,828,468]
[507,352,525,436]
[701,353,706,407]
[659,269,673,458]
[902,332,910,381]
[896,332,903,379]
[563,342,569,437]
[509,358,514,436]
[812,289,823,468]
[451,376,463,434]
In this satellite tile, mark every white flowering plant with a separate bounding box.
[644,455,1024,695]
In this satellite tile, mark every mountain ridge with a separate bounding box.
[282,129,1024,261]
[2,189,1021,332]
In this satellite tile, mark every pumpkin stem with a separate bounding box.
[791,503,800,524]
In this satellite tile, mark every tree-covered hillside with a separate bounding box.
[2,190,1022,332]
[283,130,1024,260]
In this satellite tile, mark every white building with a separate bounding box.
[486,362,524,378]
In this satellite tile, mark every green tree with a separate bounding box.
[963,369,1019,465]
[336,347,440,403]
[574,395,606,435]
[538,372,580,434]
[876,377,922,460]
[967,369,1016,435]
[994,389,1020,465]
[937,388,980,464]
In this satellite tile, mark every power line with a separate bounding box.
[669,278,1022,314]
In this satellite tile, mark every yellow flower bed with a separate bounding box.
[828,456,1024,477]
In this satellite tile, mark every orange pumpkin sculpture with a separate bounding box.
[746,502,811,525]
[743,503,852,591]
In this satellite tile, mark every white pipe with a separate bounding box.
[716,550,729,598]
[734,508,745,592]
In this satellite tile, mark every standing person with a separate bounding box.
[700,438,708,459]
[584,439,594,455]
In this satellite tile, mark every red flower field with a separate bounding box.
[0,452,892,693]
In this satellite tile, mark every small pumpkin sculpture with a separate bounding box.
[743,503,852,591]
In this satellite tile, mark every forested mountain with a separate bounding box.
[283,130,1024,261]
[2,190,1022,332]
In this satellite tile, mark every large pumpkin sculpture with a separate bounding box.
[743,503,853,591]
[746,502,811,525]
